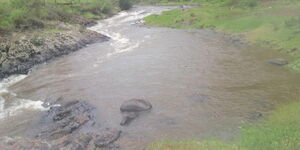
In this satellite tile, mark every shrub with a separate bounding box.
[119,0,133,10]
[285,17,300,28]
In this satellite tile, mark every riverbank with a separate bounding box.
[144,0,300,71]
[143,0,300,149]
[0,23,109,78]
[0,0,133,78]
[147,101,300,150]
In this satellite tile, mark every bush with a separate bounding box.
[119,0,133,10]
[285,17,300,27]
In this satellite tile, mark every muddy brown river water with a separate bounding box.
[1,6,300,150]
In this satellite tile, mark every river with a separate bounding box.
[1,6,300,149]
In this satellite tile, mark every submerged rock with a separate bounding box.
[267,58,289,66]
[120,99,152,126]
[0,100,122,150]
[94,130,121,148]
[0,137,51,150]
[247,112,263,121]
[120,112,139,126]
[0,130,121,150]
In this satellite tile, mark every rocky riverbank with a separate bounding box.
[0,98,153,150]
[0,100,122,150]
[0,22,109,79]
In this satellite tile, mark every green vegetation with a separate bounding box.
[0,0,119,32]
[238,101,300,150]
[144,0,300,71]
[119,0,133,10]
[148,140,237,150]
[148,101,300,150]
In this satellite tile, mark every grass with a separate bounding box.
[148,140,238,150]
[238,102,300,150]
[0,0,122,32]
[144,0,300,71]
[147,101,300,150]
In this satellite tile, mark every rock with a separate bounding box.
[267,58,289,66]
[94,130,121,148]
[247,112,263,121]
[120,99,152,126]
[0,26,109,79]
[37,101,95,140]
[53,134,94,150]
[120,112,139,126]
[0,100,122,150]
[0,137,51,150]
[120,99,152,112]
[190,93,209,103]
[0,130,121,150]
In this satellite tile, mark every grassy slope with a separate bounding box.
[147,102,300,150]
[0,0,119,33]
[144,0,300,71]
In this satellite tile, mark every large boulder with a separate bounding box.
[120,99,152,126]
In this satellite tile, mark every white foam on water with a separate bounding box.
[88,6,173,68]
[0,74,28,89]
[0,74,49,120]
[0,98,48,119]
[87,9,152,61]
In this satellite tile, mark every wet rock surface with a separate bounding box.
[0,100,122,150]
[120,112,139,126]
[267,58,289,66]
[37,101,96,140]
[0,26,109,79]
[120,99,152,126]
[120,99,152,112]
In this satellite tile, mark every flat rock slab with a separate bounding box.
[0,130,121,150]
[120,99,152,112]
[38,100,95,140]
[267,58,289,66]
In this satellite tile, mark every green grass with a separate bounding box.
[147,102,300,150]
[148,140,238,150]
[238,102,300,150]
[144,0,300,71]
[0,0,120,32]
